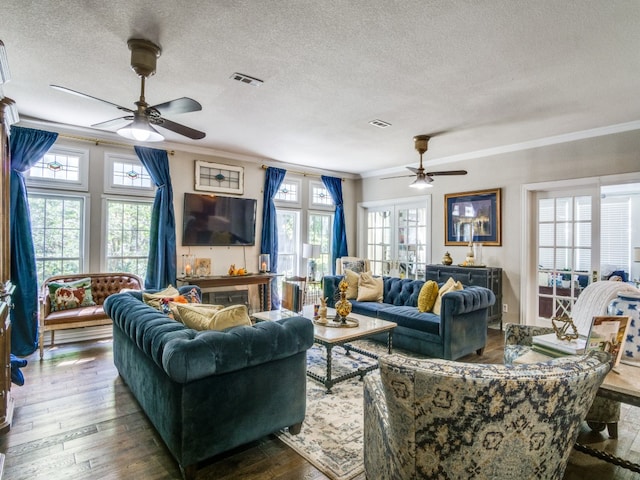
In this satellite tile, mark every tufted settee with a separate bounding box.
[39,272,143,359]
[363,351,611,479]
[323,275,495,360]
[103,286,314,480]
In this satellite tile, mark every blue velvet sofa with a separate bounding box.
[103,286,314,480]
[323,276,495,360]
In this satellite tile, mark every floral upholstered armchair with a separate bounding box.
[504,280,639,438]
[363,351,611,480]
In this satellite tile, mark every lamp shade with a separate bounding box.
[302,243,321,258]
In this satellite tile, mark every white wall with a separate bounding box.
[36,131,359,277]
[359,130,640,325]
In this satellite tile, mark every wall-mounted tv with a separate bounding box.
[182,193,257,246]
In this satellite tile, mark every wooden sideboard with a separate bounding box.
[425,265,503,329]
[176,273,277,311]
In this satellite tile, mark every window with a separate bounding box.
[28,193,87,286]
[25,146,89,191]
[601,196,630,270]
[309,181,334,209]
[274,179,301,206]
[104,198,152,278]
[104,153,155,195]
[276,209,301,277]
[307,211,333,278]
[361,197,431,279]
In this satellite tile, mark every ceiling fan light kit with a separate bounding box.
[117,113,164,142]
[409,176,433,189]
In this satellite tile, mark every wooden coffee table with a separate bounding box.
[253,305,396,393]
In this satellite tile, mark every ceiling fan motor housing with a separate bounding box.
[128,39,161,78]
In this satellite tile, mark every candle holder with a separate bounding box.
[259,254,270,273]
[182,254,195,277]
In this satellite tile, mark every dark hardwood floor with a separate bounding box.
[0,329,637,479]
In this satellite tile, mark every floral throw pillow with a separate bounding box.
[48,278,96,312]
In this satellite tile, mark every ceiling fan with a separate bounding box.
[51,38,205,142]
[383,135,467,189]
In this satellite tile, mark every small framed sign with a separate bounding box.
[195,160,244,194]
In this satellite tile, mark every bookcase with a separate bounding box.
[425,265,503,329]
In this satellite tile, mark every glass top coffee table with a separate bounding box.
[253,305,396,393]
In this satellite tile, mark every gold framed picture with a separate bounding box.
[445,188,501,246]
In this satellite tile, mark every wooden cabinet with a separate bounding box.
[0,84,14,437]
[425,265,503,329]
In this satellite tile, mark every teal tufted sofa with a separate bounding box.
[103,286,314,480]
[323,276,495,360]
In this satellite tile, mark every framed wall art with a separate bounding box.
[195,160,244,194]
[445,188,501,246]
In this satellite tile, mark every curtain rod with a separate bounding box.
[57,133,175,155]
[260,164,344,181]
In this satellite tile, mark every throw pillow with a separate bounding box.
[417,280,439,312]
[341,259,367,274]
[48,277,96,312]
[433,278,463,315]
[171,302,224,323]
[176,303,251,331]
[344,269,360,300]
[143,285,180,310]
[357,272,383,302]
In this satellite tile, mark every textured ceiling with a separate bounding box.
[2,0,639,176]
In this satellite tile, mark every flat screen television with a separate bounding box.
[182,193,257,246]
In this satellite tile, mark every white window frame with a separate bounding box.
[357,195,432,279]
[27,189,90,285]
[100,194,154,274]
[274,178,302,208]
[25,145,89,191]
[308,180,334,211]
[104,152,155,197]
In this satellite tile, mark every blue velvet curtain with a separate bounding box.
[9,126,58,356]
[260,167,286,309]
[321,175,348,274]
[134,146,176,290]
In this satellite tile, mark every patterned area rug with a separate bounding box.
[276,341,384,480]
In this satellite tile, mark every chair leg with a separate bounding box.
[476,347,484,355]
[39,330,44,360]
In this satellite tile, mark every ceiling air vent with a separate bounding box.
[369,119,392,128]
[230,73,263,86]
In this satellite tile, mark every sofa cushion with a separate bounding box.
[48,277,96,312]
[433,278,463,315]
[143,285,181,310]
[376,306,441,336]
[176,303,252,331]
[417,280,439,312]
[43,304,108,325]
[357,272,383,302]
[344,269,360,299]
[383,277,424,307]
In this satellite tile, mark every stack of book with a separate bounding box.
[531,332,588,357]
[531,315,630,366]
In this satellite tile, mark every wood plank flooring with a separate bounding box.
[0,329,637,479]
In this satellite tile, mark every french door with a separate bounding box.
[535,188,598,320]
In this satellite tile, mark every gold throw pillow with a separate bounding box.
[344,269,360,300]
[417,280,439,312]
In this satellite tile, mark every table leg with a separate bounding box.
[387,331,393,354]
[324,344,334,393]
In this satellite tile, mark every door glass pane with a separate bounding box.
[537,194,591,320]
